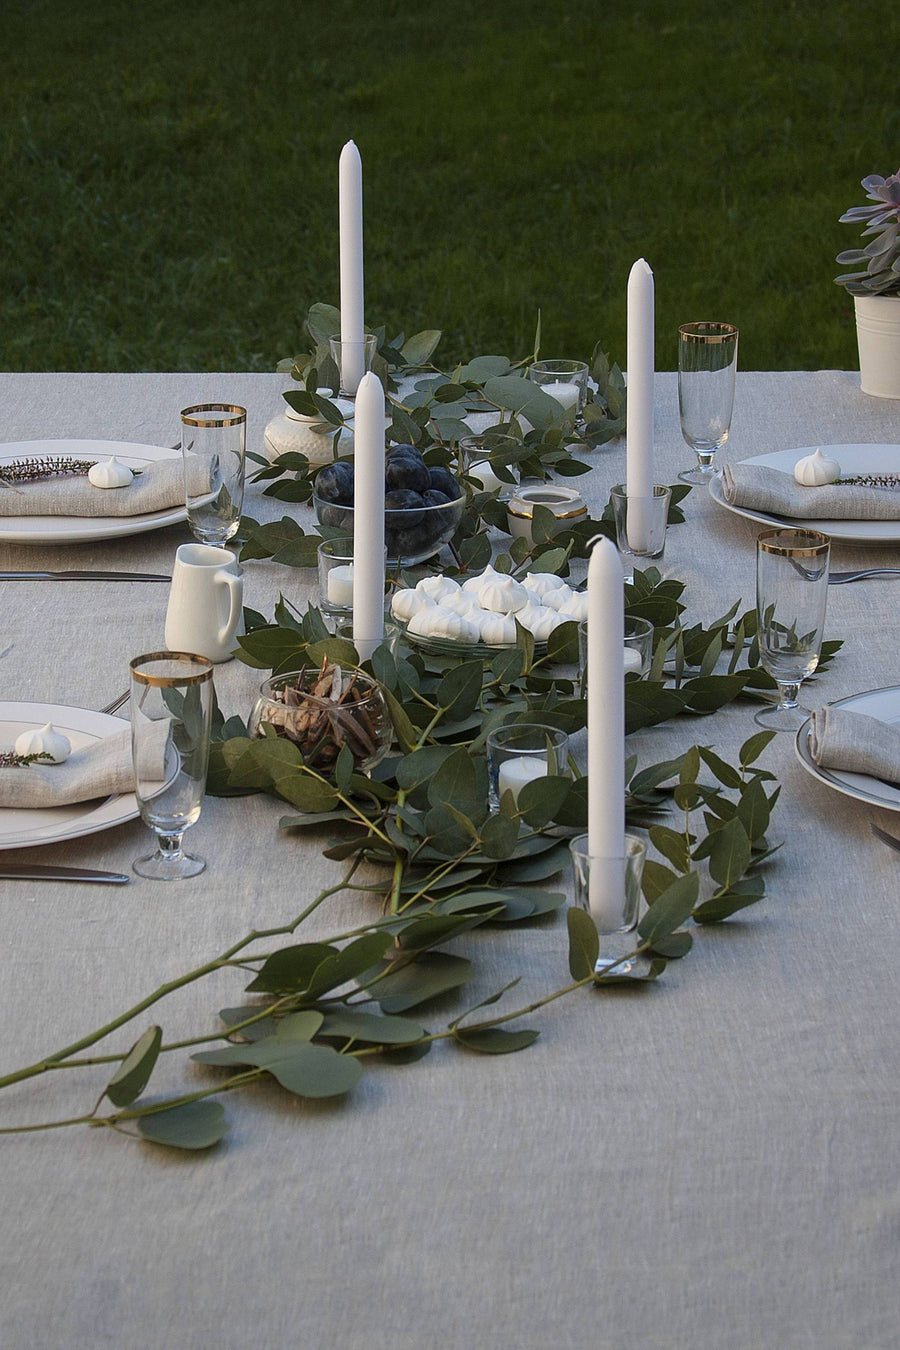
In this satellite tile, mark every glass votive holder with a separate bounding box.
[486,723,570,811]
[317,537,356,618]
[609,484,672,562]
[527,360,590,423]
[577,616,654,694]
[568,833,647,974]
[328,333,378,397]
[458,433,520,495]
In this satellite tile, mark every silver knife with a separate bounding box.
[0,570,171,582]
[0,863,130,883]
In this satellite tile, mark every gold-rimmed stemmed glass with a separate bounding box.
[677,322,739,485]
[180,403,246,547]
[130,651,214,879]
[754,528,830,731]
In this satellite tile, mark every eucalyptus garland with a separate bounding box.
[0,313,841,1155]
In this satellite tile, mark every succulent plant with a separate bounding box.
[835,169,900,297]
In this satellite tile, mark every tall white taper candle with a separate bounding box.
[625,258,655,552]
[587,535,626,925]
[339,140,365,395]
[352,371,385,662]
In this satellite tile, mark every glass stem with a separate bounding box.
[157,831,185,859]
[696,450,716,473]
[776,681,801,710]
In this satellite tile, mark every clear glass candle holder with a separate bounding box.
[329,334,378,397]
[317,537,356,618]
[578,615,654,692]
[609,484,672,562]
[569,832,647,974]
[486,722,569,811]
[527,360,590,423]
[249,667,392,776]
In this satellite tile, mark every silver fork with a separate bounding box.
[99,691,129,716]
[829,568,900,584]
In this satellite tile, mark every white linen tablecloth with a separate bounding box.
[1,369,899,1350]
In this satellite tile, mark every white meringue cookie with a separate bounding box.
[516,602,564,641]
[415,575,459,602]
[793,447,841,486]
[540,584,575,612]
[442,590,478,615]
[478,612,517,644]
[14,722,72,763]
[391,589,436,622]
[87,456,134,489]
[407,605,453,637]
[557,590,589,622]
[478,576,529,614]
[462,564,501,595]
[522,572,568,600]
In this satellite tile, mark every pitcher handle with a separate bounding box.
[218,569,243,650]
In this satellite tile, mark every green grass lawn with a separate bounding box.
[1,0,897,373]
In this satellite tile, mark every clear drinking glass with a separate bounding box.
[180,403,247,546]
[527,359,590,424]
[569,833,647,974]
[755,528,830,731]
[130,652,214,879]
[677,322,739,485]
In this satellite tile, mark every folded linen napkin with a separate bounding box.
[808,706,900,782]
[0,724,168,809]
[0,457,206,518]
[721,463,900,522]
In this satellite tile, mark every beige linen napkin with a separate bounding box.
[721,463,900,521]
[0,457,207,518]
[808,706,900,782]
[0,724,169,809]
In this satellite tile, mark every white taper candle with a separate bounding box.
[352,371,385,661]
[339,140,365,395]
[625,258,655,552]
[587,535,626,923]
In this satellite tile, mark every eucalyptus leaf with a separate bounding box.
[365,951,473,1012]
[567,906,599,980]
[245,942,337,994]
[105,1025,162,1108]
[637,872,699,943]
[454,1026,539,1054]
[136,1100,227,1151]
[318,1010,426,1045]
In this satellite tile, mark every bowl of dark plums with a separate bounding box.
[313,442,466,565]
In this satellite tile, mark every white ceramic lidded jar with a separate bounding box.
[263,398,352,467]
[506,485,588,547]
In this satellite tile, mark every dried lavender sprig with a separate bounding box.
[0,750,54,768]
[838,474,900,491]
[0,456,97,489]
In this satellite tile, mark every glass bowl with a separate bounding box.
[313,489,466,566]
[248,666,392,776]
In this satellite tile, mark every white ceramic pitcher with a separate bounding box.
[164,543,244,664]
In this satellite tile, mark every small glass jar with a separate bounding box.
[249,667,392,776]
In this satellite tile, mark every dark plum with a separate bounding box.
[385,489,426,520]
[423,489,451,508]
[427,466,461,499]
[318,503,352,530]
[315,461,355,505]
[385,454,430,494]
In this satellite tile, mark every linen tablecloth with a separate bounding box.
[1,369,899,1350]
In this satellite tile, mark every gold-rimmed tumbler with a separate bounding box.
[677,322,739,484]
[130,652,214,880]
[755,529,830,731]
[180,403,246,547]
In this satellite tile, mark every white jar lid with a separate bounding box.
[507,485,587,521]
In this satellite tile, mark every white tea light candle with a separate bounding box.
[497,754,548,807]
[623,647,642,675]
[327,563,354,608]
[545,381,580,414]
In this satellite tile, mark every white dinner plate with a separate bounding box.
[0,701,137,850]
[795,686,900,812]
[0,439,186,543]
[709,444,900,543]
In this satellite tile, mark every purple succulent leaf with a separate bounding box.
[861,175,887,194]
[836,249,870,264]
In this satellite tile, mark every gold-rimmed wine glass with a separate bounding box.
[678,322,739,485]
[754,528,830,731]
